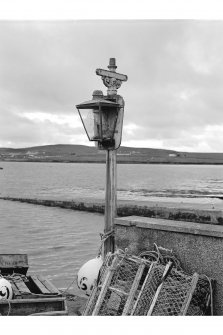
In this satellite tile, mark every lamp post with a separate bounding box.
[76,58,127,258]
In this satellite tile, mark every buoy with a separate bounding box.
[0,278,13,300]
[77,257,103,296]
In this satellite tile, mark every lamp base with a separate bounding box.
[98,138,115,150]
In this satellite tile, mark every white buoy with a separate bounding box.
[77,257,103,296]
[0,278,13,300]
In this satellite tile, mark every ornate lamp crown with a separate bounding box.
[96,58,128,96]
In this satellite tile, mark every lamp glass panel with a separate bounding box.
[78,108,101,141]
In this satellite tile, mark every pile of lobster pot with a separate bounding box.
[82,247,213,316]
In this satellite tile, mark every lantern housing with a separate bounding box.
[76,90,120,149]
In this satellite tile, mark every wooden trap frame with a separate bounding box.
[83,250,212,316]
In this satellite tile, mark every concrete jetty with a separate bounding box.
[1,196,223,225]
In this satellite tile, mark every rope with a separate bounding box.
[100,229,114,242]
[114,248,129,269]
[201,274,214,316]
[139,243,182,270]
[6,300,11,316]
[98,229,115,257]
[3,273,27,282]
[60,276,78,295]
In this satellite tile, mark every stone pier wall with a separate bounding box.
[1,196,223,225]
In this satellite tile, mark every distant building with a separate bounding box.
[169,153,180,158]
[26,151,39,155]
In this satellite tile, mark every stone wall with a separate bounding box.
[114,216,223,315]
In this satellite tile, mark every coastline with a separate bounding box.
[2,159,223,165]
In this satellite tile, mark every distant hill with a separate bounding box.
[1,144,223,164]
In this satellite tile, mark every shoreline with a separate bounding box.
[2,159,223,165]
[1,196,223,225]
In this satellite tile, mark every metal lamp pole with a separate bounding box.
[96,58,127,258]
[104,148,117,255]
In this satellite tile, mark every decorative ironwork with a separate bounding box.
[102,76,122,90]
[96,58,128,95]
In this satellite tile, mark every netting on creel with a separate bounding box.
[132,264,211,316]
[152,268,197,316]
[186,275,212,316]
[96,254,150,316]
[131,263,166,315]
[83,252,115,316]
[83,251,151,316]
[83,249,213,316]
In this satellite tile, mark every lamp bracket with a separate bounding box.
[96,58,128,96]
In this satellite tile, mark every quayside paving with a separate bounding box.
[1,196,223,225]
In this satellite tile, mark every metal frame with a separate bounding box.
[77,102,119,144]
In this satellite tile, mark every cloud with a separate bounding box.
[1,21,223,151]
[0,107,86,147]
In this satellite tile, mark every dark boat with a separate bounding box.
[0,254,68,316]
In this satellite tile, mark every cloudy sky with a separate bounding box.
[1,20,223,152]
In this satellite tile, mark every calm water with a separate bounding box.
[0,162,223,294]
[1,161,223,201]
[0,199,104,295]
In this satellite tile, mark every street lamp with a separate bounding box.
[76,58,127,258]
[76,58,128,297]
